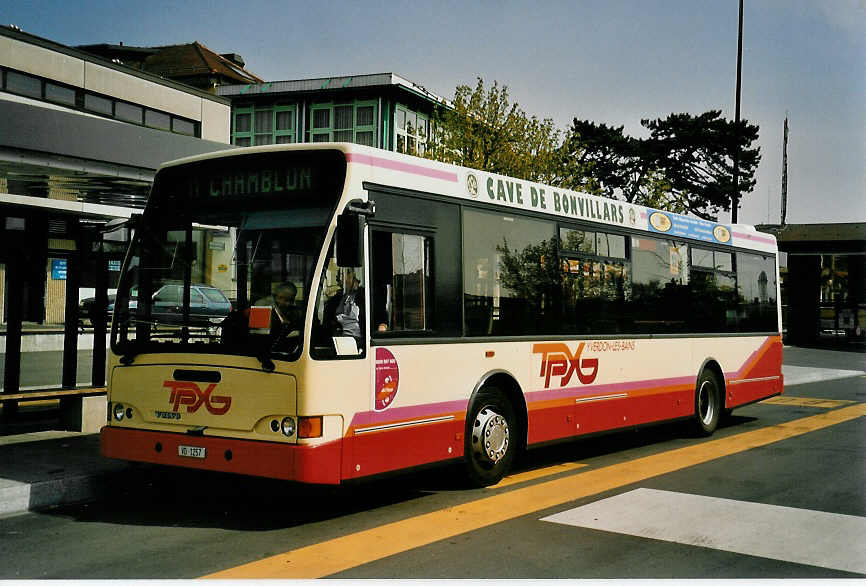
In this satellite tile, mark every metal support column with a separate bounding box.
[62,248,80,389]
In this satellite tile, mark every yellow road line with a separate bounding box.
[486,461,587,489]
[204,403,866,580]
[761,396,856,409]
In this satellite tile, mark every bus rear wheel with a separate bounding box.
[692,369,722,436]
[464,386,516,487]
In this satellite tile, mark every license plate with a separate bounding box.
[178,445,206,459]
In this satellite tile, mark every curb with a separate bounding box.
[0,472,114,516]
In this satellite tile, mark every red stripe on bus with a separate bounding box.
[725,335,783,382]
[100,427,342,484]
[343,416,463,479]
[345,152,459,182]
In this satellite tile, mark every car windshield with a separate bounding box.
[111,149,346,362]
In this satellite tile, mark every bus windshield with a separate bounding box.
[111,149,347,362]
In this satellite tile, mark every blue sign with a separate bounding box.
[51,259,67,280]
[647,210,732,245]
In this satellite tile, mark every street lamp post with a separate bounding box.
[732,0,743,223]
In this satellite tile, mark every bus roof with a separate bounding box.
[155,143,777,253]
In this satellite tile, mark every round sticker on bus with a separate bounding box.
[649,211,672,232]
[713,225,731,243]
[375,347,400,411]
[466,173,479,198]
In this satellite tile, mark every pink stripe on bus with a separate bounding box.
[346,152,459,182]
[350,398,469,428]
[733,231,776,245]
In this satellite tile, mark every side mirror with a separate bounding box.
[336,213,364,267]
[336,200,374,267]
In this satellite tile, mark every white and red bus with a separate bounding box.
[101,143,783,486]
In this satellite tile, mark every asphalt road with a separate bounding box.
[0,347,864,579]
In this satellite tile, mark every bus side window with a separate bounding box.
[371,231,431,335]
[311,240,366,359]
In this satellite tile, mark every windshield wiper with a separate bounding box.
[256,350,275,372]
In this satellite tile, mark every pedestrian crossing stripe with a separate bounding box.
[542,488,866,575]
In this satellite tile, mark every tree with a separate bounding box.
[643,111,760,220]
[557,120,644,199]
[426,78,561,183]
[559,111,760,220]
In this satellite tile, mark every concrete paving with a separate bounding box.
[0,431,133,516]
[0,346,863,517]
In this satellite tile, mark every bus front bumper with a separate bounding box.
[100,426,342,484]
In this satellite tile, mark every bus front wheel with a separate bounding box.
[692,369,722,436]
[464,386,516,487]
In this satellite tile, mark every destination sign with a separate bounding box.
[152,150,347,210]
[185,166,313,199]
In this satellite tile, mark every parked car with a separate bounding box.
[78,294,117,325]
[78,284,230,326]
[150,283,232,326]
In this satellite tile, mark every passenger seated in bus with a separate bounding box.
[333,272,364,341]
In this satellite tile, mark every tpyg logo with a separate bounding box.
[163,381,232,415]
[532,342,599,389]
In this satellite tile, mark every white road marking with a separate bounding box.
[542,488,866,575]
[783,364,865,386]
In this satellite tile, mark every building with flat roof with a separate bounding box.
[216,72,448,155]
[0,25,249,396]
[758,222,865,347]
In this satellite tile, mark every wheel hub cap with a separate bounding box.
[699,381,715,425]
[472,407,510,464]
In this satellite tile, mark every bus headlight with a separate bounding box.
[281,416,296,437]
[113,403,126,421]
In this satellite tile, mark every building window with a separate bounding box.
[45,82,76,106]
[311,106,331,142]
[310,101,377,145]
[355,104,376,146]
[254,105,273,145]
[6,70,42,98]
[115,101,143,124]
[232,105,296,146]
[172,117,196,136]
[233,107,252,146]
[145,109,171,131]
[274,106,295,144]
[84,93,113,116]
[395,105,428,156]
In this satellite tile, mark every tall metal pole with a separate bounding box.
[781,114,789,225]
[732,0,743,223]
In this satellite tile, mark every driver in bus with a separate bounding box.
[269,281,302,339]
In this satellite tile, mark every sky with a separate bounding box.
[3,0,864,225]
